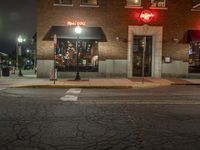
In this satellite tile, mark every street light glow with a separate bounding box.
[17,35,23,43]
[75,26,82,34]
[16,34,26,77]
[17,35,26,43]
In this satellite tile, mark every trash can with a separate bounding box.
[2,67,10,76]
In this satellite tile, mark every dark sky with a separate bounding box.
[0,0,36,54]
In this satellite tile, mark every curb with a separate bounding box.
[12,83,171,89]
[171,83,200,85]
[13,85,133,89]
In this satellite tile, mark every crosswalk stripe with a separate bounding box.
[60,88,82,101]
[66,88,82,94]
[60,95,78,101]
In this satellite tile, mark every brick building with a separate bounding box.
[36,0,200,78]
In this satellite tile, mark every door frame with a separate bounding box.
[132,36,153,77]
[127,25,163,78]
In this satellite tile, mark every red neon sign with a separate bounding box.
[66,21,86,26]
[140,10,154,23]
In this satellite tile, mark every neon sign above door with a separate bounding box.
[66,21,86,26]
[140,10,154,23]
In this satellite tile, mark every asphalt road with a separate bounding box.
[0,86,200,150]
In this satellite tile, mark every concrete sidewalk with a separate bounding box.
[1,75,200,89]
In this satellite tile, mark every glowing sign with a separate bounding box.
[66,21,86,26]
[140,10,154,23]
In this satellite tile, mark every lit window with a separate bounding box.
[81,0,98,5]
[151,0,166,8]
[189,42,200,73]
[54,0,73,5]
[55,39,99,72]
[126,0,141,6]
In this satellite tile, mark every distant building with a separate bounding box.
[0,52,8,64]
[0,52,8,71]
[36,0,200,78]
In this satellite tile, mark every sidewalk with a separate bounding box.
[1,73,200,89]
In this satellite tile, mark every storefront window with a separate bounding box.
[54,0,73,5]
[55,39,99,72]
[81,0,98,5]
[151,0,166,8]
[189,42,200,73]
[126,0,141,7]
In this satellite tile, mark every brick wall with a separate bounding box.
[37,0,200,61]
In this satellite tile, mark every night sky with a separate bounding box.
[0,0,36,54]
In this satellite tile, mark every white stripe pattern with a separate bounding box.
[60,88,82,102]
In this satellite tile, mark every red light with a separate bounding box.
[66,21,86,26]
[140,10,154,23]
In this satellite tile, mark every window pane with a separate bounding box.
[151,0,165,7]
[81,0,98,5]
[127,0,141,6]
[189,42,200,73]
[55,39,99,72]
[54,0,72,4]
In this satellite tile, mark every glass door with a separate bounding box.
[189,42,200,73]
[132,36,152,77]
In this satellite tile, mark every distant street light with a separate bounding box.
[16,35,26,76]
[74,26,82,81]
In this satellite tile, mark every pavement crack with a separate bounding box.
[75,123,86,139]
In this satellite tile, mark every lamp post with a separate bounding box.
[74,26,82,81]
[17,35,26,76]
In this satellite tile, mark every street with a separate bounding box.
[0,85,200,150]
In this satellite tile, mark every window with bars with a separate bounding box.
[81,0,98,5]
[54,0,72,5]
[126,0,141,6]
[151,0,166,8]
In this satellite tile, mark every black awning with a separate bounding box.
[44,26,106,42]
[187,30,200,42]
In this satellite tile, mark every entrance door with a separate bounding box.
[132,36,152,77]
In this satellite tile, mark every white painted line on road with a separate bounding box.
[61,88,82,102]
[66,88,82,94]
[60,95,78,101]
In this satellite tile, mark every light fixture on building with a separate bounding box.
[116,37,120,41]
[134,0,139,4]
[173,38,179,43]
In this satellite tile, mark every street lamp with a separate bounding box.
[74,26,82,81]
[17,35,26,76]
